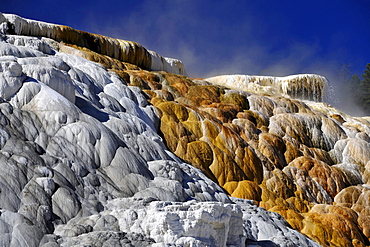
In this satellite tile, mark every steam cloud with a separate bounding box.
[1,0,368,115]
[86,0,364,115]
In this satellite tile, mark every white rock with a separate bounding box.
[0,60,25,100]
[0,15,323,247]
[35,177,55,195]
[206,74,327,102]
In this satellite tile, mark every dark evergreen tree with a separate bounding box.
[362,63,370,84]
[350,74,361,90]
[357,63,370,114]
[350,74,362,98]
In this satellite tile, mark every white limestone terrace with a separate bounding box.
[206,74,328,102]
[0,15,321,246]
[0,13,187,75]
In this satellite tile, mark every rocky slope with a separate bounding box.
[0,13,369,247]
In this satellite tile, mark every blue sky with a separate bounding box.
[1,1,369,82]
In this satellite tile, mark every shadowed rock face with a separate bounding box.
[2,14,370,247]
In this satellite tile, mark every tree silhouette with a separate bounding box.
[357,63,370,114]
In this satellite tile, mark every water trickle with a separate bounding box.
[323,78,337,106]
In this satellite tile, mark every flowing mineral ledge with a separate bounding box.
[0,13,186,75]
[206,74,327,102]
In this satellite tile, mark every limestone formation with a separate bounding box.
[206,74,327,102]
[127,71,370,246]
[1,13,370,247]
[0,13,186,75]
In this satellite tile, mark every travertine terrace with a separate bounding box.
[1,13,370,247]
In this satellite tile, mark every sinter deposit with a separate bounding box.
[206,74,327,102]
[1,13,370,247]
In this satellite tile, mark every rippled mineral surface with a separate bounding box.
[0,13,369,247]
